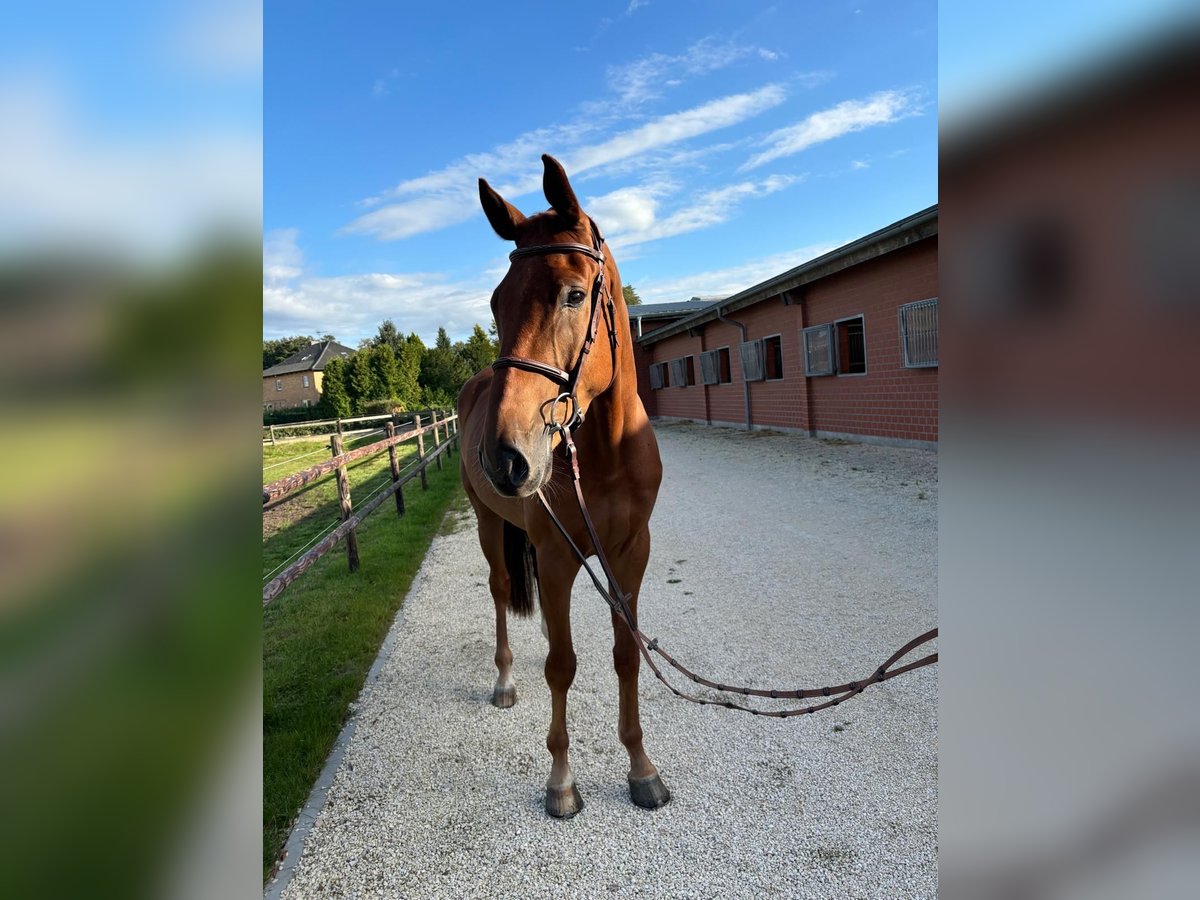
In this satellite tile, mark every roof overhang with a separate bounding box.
[639,205,937,346]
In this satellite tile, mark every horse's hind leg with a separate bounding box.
[611,528,671,809]
[466,490,517,708]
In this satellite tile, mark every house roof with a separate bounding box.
[628,299,716,320]
[639,205,938,346]
[262,340,357,376]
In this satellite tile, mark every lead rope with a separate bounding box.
[535,423,938,718]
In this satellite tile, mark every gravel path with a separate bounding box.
[276,422,937,899]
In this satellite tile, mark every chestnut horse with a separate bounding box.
[457,155,669,818]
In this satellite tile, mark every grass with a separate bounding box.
[262,441,464,881]
[262,432,425,579]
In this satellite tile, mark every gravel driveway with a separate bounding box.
[274,422,937,899]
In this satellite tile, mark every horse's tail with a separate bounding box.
[502,521,538,618]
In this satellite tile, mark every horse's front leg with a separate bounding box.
[611,527,671,809]
[538,554,583,818]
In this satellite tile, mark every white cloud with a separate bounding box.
[169,1,262,77]
[264,228,303,285]
[607,173,800,250]
[851,159,870,169]
[636,240,842,303]
[344,84,786,241]
[605,36,780,107]
[626,0,649,14]
[263,231,493,344]
[742,89,919,170]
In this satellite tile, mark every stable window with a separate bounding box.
[669,357,687,388]
[302,374,310,387]
[275,379,283,391]
[739,340,765,382]
[899,298,938,367]
[648,362,669,390]
[763,335,783,380]
[700,348,733,384]
[803,325,834,376]
[302,399,310,408]
[835,316,867,375]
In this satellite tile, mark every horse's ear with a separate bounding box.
[542,154,581,225]
[478,178,526,241]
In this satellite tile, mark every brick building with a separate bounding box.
[638,206,938,447]
[262,339,356,412]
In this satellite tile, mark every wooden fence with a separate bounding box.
[263,410,449,445]
[263,409,460,606]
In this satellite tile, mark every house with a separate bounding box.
[638,206,938,446]
[262,339,356,412]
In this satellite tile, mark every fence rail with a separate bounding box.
[263,410,460,607]
[263,409,448,445]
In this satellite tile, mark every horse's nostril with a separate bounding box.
[496,443,530,487]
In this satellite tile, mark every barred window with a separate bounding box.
[835,316,866,375]
[740,340,765,382]
[803,325,834,376]
[899,298,938,367]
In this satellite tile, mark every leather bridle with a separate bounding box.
[489,217,938,718]
[490,216,617,435]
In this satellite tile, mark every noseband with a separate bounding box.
[490,217,618,434]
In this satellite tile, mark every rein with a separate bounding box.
[492,222,939,718]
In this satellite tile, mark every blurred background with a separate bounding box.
[941,0,1200,897]
[0,1,261,898]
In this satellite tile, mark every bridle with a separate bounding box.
[489,217,938,718]
[490,216,618,436]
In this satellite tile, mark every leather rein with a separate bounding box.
[492,221,939,718]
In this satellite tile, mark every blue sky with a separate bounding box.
[264,1,938,344]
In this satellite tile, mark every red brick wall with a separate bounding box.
[641,237,939,444]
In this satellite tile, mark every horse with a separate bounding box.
[457,154,669,818]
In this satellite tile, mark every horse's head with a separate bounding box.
[476,154,619,498]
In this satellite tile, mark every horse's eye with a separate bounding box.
[565,289,586,308]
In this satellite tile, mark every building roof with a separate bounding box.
[639,205,938,346]
[628,299,716,320]
[262,339,357,376]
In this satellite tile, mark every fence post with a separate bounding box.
[444,409,454,459]
[432,411,444,471]
[385,422,405,517]
[269,424,276,446]
[414,413,429,491]
[336,417,343,436]
[330,433,360,572]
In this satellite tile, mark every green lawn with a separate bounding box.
[263,436,465,881]
[262,431,423,580]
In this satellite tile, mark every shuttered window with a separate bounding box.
[899,298,938,367]
[700,348,733,385]
[803,325,834,376]
[648,363,663,390]
[740,340,765,382]
[669,358,686,387]
[763,335,783,380]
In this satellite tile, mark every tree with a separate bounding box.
[393,332,424,407]
[345,352,381,414]
[459,323,498,375]
[373,319,403,354]
[368,344,400,400]
[622,284,642,306]
[319,356,351,418]
[263,335,314,369]
[420,327,472,402]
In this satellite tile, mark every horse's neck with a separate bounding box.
[582,340,639,455]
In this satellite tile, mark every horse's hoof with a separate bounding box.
[629,773,671,810]
[545,782,584,818]
[491,684,517,708]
